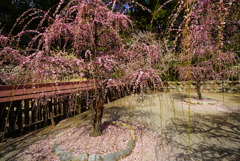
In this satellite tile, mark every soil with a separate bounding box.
[0,91,239,161]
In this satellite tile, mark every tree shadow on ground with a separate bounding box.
[0,112,90,161]
[103,106,160,132]
[0,129,45,161]
[229,95,240,104]
[0,106,160,161]
[164,111,240,161]
[172,93,199,100]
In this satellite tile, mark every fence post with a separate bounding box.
[17,101,23,133]
[0,103,7,132]
[24,100,30,126]
[31,100,36,128]
[48,98,56,126]
[7,101,22,136]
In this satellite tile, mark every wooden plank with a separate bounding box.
[0,103,7,132]
[0,82,94,98]
[0,86,98,103]
[0,80,95,91]
[0,79,125,98]
[31,101,36,126]
[58,97,62,116]
[38,103,42,122]
[43,105,47,125]
[17,101,23,132]
[7,101,21,135]
[53,97,58,116]
[80,92,87,112]
[62,96,68,117]
[76,95,81,114]
[24,100,30,125]
[48,98,56,126]
[0,79,129,103]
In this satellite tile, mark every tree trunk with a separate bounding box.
[196,81,202,100]
[90,97,104,137]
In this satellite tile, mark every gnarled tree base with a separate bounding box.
[90,99,104,137]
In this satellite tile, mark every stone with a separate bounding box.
[203,102,208,105]
[88,154,103,161]
[59,152,73,161]
[209,81,214,84]
[177,88,182,92]
[223,83,228,87]
[191,101,198,105]
[55,148,64,156]
[72,153,89,161]
[231,87,238,92]
[181,82,187,86]
[190,85,195,90]
[216,81,221,85]
[103,152,121,161]
[184,100,197,105]
[208,102,216,105]
[217,87,222,90]
[52,143,63,156]
[118,148,132,157]
[126,139,136,150]
[52,142,58,152]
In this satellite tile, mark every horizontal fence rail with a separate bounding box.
[1,80,102,103]
[0,79,131,137]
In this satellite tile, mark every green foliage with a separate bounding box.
[130,0,178,31]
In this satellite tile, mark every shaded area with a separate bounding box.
[164,112,240,160]
[0,112,91,161]
[104,106,160,132]
[172,92,195,100]
[0,130,43,161]
[230,95,240,104]
[0,105,162,161]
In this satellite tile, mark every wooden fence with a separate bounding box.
[0,79,130,137]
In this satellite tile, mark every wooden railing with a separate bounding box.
[0,79,130,137]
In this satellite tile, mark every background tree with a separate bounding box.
[222,0,240,57]
[178,0,238,100]
[129,0,179,32]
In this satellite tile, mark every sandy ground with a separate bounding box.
[0,91,239,161]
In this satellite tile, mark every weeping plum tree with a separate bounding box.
[178,0,238,100]
[0,0,163,136]
[40,0,131,137]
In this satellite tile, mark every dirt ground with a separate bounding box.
[0,91,239,161]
